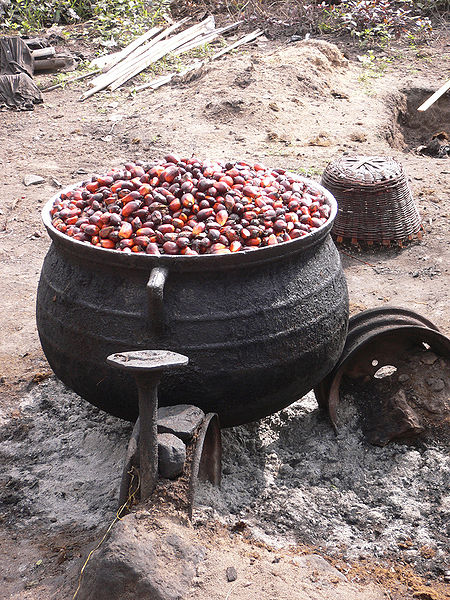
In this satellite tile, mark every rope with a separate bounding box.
[72,467,140,600]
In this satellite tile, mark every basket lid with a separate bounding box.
[322,156,404,189]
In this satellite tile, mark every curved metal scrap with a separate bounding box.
[315,307,450,444]
[188,413,222,519]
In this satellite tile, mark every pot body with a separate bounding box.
[37,183,349,427]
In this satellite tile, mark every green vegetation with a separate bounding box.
[1,0,171,37]
[1,0,445,46]
[318,0,433,45]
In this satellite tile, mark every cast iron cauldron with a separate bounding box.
[37,179,348,427]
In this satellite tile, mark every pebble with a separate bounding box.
[226,566,237,582]
[425,378,445,392]
[23,174,45,186]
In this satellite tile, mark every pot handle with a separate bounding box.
[147,267,168,336]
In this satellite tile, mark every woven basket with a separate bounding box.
[321,156,422,245]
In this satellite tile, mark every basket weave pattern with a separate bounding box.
[321,156,422,244]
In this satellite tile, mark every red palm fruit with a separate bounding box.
[149,165,164,177]
[146,243,160,255]
[192,222,205,236]
[216,210,228,226]
[158,224,175,234]
[121,201,141,218]
[119,222,133,239]
[85,182,99,193]
[131,166,145,178]
[267,234,278,245]
[139,184,152,196]
[136,227,154,237]
[97,175,114,186]
[111,180,126,193]
[84,224,100,236]
[181,193,195,208]
[172,218,184,230]
[99,226,114,239]
[213,181,229,195]
[163,241,179,254]
[169,199,182,212]
[230,241,242,252]
[210,243,227,253]
[165,153,181,164]
[162,166,178,183]
[219,175,234,186]
[100,239,115,249]
[310,217,323,228]
[134,236,150,247]
[242,185,259,198]
[121,191,141,204]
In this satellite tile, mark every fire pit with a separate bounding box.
[36,158,349,426]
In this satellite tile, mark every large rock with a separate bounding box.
[157,405,205,442]
[158,433,186,479]
[76,513,205,600]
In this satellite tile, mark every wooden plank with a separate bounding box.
[81,18,192,99]
[172,20,244,55]
[108,17,216,92]
[417,80,450,112]
[132,29,263,94]
[91,26,162,72]
[91,19,189,87]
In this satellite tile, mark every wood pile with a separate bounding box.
[78,17,261,100]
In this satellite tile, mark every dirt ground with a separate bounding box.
[0,24,449,600]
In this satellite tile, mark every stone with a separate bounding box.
[420,352,438,365]
[76,513,205,600]
[292,554,347,582]
[23,174,45,186]
[157,404,205,442]
[425,378,445,392]
[226,566,237,582]
[158,433,186,479]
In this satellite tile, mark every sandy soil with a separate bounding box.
[0,26,449,600]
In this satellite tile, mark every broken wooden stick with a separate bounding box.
[417,80,450,112]
[41,68,101,92]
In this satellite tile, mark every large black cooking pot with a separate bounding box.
[37,179,348,427]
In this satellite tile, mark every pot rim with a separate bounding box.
[42,175,337,271]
